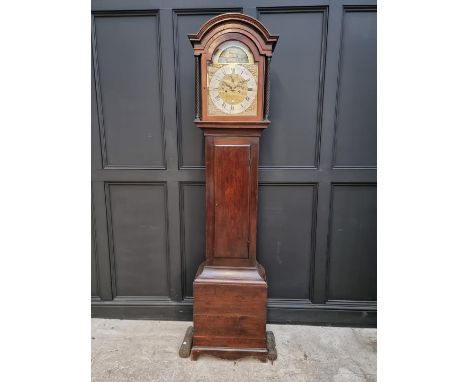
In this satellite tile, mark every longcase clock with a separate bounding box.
[186,13,278,362]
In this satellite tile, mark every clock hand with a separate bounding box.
[232,78,249,91]
[233,82,248,92]
[221,80,234,90]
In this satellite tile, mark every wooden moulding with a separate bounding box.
[179,327,277,363]
[188,13,278,55]
[194,120,270,129]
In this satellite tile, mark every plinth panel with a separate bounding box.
[193,264,267,351]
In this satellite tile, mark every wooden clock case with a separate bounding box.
[187,13,278,362]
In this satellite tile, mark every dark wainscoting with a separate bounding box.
[92,0,377,327]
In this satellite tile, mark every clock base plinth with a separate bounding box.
[179,327,277,362]
[191,346,268,362]
[190,331,277,362]
[191,262,271,361]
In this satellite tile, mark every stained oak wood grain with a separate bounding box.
[188,13,278,362]
[213,142,251,259]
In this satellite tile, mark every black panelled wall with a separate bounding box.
[91,0,377,326]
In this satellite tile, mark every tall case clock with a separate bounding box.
[187,13,278,362]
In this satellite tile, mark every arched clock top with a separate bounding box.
[189,13,278,123]
[188,13,278,57]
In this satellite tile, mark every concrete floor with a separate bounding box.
[92,319,376,382]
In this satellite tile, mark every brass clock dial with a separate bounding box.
[209,65,257,115]
[207,40,258,116]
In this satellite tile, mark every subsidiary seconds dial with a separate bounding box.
[209,64,257,114]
